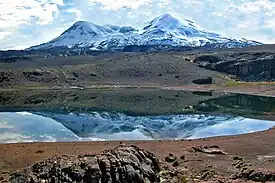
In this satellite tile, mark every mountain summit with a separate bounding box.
[29,13,262,50]
[142,13,184,31]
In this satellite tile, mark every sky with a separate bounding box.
[1,0,275,50]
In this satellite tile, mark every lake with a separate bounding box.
[0,89,275,143]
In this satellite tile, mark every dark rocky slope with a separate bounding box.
[1,44,275,87]
[0,52,227,88]
[193,52,275,81]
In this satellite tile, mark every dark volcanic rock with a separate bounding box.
[172,160,179,167]
[165,156,177,163]
[0,71,14,87]
[194,53,275,82]
[23,69,58,83]
[9,145,161,183]
[191,145,227,155]
[232,168,275,182]
[192,77,213,85]
[194,55,221,63]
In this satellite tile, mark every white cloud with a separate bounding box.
[65,8,83,20]
[212,12,226,18]
[264,18,275,29]
[88,0,153,10]
[1,25,67,50]
[1,0,275,49]
[237,0,275,14]
[237,18,259,29]
[0,0,60,29]
[50,0,65,6]
[0,31,12,40]
[0,0,66,49]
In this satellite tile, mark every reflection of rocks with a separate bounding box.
[196,102,220,112]
[190,93,275,116]
[9,145,161,183]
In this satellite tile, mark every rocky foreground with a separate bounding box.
[9,145,160,183]
[5,143,275,183]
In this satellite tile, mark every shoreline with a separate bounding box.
[1,83,275,97]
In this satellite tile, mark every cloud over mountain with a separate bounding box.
[1,0,275,50]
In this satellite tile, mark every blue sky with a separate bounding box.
[1,0,275,50]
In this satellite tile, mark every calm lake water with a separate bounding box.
[0,89,275,143]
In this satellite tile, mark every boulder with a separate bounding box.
[9,145,161,183]
[232,168,275,182]
[191,145,227,155]
[165,153,177,163]
[192,77,213,85]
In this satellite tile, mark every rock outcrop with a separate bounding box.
[0,71,14,87]
[193,53,275,82]
[232,168,275,182]
[9,145,161,183]
[190,145,227,155]
[192,77,213,85]
[23,69,58,83]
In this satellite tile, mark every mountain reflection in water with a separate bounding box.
[0,111,274,143]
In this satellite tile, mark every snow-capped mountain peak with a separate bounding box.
[61,21,113,38]
[143,13,181,30]
[28,13,262,51]
[140,13,202,38]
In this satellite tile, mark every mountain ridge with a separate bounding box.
[28,13,262,51]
